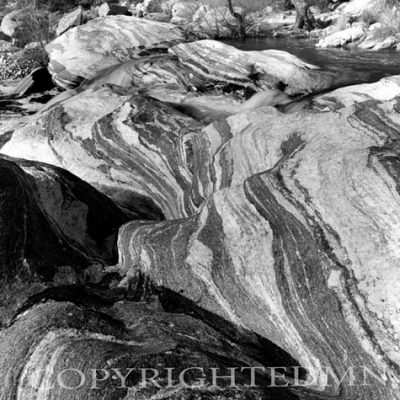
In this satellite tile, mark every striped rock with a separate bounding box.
[115,90,400,399]
[169,40,343,95]
[0,297,280,399]
[0,156,132,326]
[46,16,186,88]
[0,85,202,219]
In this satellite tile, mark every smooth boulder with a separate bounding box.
[0,84,202,220]
[115,78,400,399]
[46,16,186,88]
[170,40,338,95]
[0,156,132,325]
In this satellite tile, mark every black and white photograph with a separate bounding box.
[0,0,399,399]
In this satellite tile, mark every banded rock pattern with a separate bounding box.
[116,93,400,399]
[0,85,203,219]
[46,16,186,88]
[2,20,400,399]
[170,40,343,96]
[0,296,300,399]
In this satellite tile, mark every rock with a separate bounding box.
[169,40,340,96]
[115,78,400,398]
[0,83,202,219]
[0,10,26,42]
[312,75,400,110]
[372,36,397,51]
[359,30,397,50]
[358,31,383,49]
[98,2,130,17]
[316,25,365,48]
[0,39,17,51]
[147,89,291,125]
[24,41,42,49]
[247,10,297,37]
[55,6,83,36]
[351,21,366,30]
[170,1,198,24]
[11,67,54,97]
[138,0,164,14]
[46,16,186,88]
[147,12,171,22]
[368,22,383,31]
[0,299,271,399]
[0,156,132,324]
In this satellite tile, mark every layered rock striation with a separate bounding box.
[46,16,187,88]
[1,19,400,400]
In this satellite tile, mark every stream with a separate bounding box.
[227,37,400,86]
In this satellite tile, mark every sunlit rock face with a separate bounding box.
[46,16,186,88]
[3,20,400,398]
[2,43,333,219]
[0,85,202,219]
[116,94,400,399]
[169,40,340,95]
[0,156,132,325]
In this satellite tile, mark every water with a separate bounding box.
[226,37,400,86]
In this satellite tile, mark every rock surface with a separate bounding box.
[0,156,133,325]
[55,6,83,37]
[3,13,400,398]
[46,16,186,88]
[170,40,342,95]
[115,79,400,398]
[317,25,365,48]
[98,2,130,17]
[0,298,282,399]
[0,10,26,40]
[0,84,202,220]
[1,40,351,220]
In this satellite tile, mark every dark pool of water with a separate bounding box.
[227,37,400,85]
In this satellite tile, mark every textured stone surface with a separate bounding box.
[0,10,26,39]
[2,44,340,219]
[46,16,186,88]
[170,40,340,95]
[0,297,291,399]
[98,2,130,17]
[55,6,83,37]
[317,25,365,48]
[114,83,400,398]
[0,85,202,219]
[171,1,198,24]
[3,30,400,399]
[0,156,132,325]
